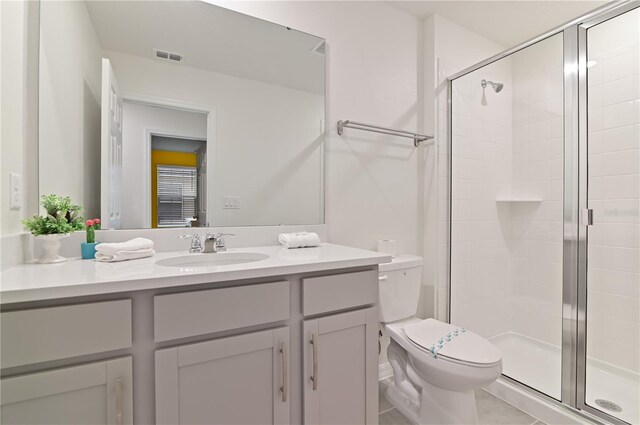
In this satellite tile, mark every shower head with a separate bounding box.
[481,79,504,93]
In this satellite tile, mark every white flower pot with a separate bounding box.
[36,234,70,264]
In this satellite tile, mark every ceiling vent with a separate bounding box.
[311,41,326,56]
[153,49,183,63]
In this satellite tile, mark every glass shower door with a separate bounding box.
[583,6,640,424]
[448,3,639,422]
[449,32,566,400]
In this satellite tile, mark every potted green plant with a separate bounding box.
[81,218,101,259]
[22,195,85,263]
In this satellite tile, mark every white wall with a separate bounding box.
[212,1,422,255]
[1,0,39,269]
[423,15,506,321]
[120,102,208,229]
[38,0,102,220]
[1,1,27,235]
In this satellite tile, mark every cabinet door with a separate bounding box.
[303,307,378,425]
[155,327,290,425]
[0,357,132,425]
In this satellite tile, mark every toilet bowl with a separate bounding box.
[378,256,502,424]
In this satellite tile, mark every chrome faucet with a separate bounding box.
[203,233,235,253]
[180,233,203,253]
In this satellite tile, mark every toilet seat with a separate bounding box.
[404,319,501,367]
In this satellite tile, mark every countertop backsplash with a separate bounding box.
[1,225,327,269]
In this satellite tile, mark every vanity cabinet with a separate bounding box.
[155,327,290,425]
[0,356,133,425]
[303,307,379,425]
[1,258,383,425]
[0,300,133,424]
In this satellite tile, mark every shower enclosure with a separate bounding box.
[447,2,639,424]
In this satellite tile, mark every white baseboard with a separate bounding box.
[379,362,393,380]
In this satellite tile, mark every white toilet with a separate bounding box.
[379,255,502,425]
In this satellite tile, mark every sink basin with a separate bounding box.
[156,252,269,268]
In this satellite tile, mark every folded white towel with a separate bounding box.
[95,238,155,262]
[95,248,156,263]
[95,238,154,255]
[278,232,321,249]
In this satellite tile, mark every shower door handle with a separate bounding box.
[582,208,594,226]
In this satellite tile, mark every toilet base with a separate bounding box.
[385,381,420,423]
[386,338,481,424]
[385,377,479,425]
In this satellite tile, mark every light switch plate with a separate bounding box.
[222,196,240,209]
[9,172,22,210]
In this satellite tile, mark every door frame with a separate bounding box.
[120,92,217,228]
[145,130,205,229]
[574,4,639,424]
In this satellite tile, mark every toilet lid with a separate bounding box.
[404,319,502,365]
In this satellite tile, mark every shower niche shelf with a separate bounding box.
[495,198,542,203]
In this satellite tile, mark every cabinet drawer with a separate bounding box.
[1,300,132,369]
[154,281,290,342]
[302,270,377,317]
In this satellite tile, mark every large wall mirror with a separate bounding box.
[39,1,325,229]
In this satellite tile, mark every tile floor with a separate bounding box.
[379,379,547,425]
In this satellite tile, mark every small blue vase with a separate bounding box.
[81,242,100,259]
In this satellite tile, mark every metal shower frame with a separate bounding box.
[446,2,639,424]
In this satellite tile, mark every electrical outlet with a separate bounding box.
[222,196,240,209]
[9,172,22,210]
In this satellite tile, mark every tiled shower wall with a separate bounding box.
[450,59,513,337]
[509,35,564,347]
[586,8,639,373]
[451,12,638,374]
[451,35,565,344]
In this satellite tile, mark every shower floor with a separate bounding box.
[491,332,639,424]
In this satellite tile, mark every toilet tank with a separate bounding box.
[378,255,423,323]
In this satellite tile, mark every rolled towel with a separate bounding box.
[95,248,155,263]
[278,232,321,249]
[95,238,155,262]
[95,238,154,255]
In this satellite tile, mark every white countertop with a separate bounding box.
[0,243,391,304]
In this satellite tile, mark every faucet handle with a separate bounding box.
[180,233,203,253]
[207,233,235,251]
